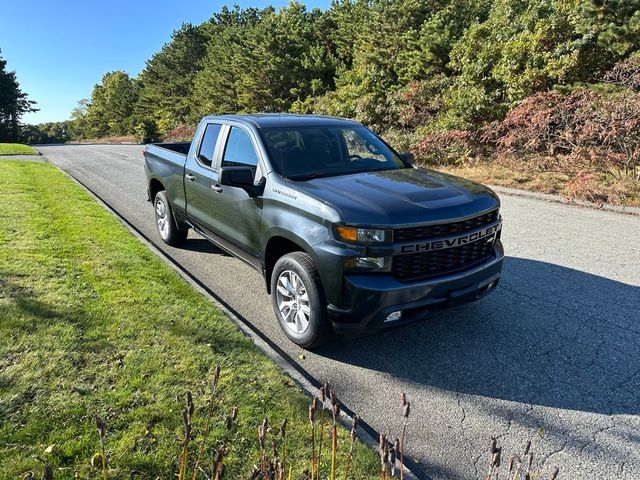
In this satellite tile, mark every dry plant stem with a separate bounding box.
[259,418,268,474]
[95,415,107,480]
[179,416,190,480]
[389,438,398,479]
[309,401,316,480]
[379,433,386,480]
[343,415,358,480]
[317,408,325,479]
[331,424,338,480]
[179,393,194,480]
[213,449,225,480]
[317,383,328,479]
[331,392,340,480]
[43,465,53,480]
[280,418,288,480]
[100,444,108,480]
[399,393,410,480]
[344,448,354,480]
[399,421,406,480]
[311,424,316,480]
[191,366,221,480]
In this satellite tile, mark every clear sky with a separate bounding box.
[0,0,330,125]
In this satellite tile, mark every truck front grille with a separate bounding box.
[394,209,499,243]
[391,238,495,282]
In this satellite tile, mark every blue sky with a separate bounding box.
[0,0,330,124]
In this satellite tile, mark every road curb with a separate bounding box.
[0,154,45,161]
[489,185,640,216]
[47,157,423,480]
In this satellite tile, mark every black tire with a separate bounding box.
[153,190,188,246]
[271,252,331,349]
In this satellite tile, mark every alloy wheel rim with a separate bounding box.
[155,199,169,239]
[275,270,310,335]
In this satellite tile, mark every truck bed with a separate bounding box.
[145,142,190,170]
[148,142,191,155]
[144,142,192,209]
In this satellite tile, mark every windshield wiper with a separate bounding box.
[285,172,330,181]
[286,166,400,181]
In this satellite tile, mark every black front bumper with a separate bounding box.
[327,242,504,334]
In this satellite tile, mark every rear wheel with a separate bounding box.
[271,252,331,349]
[154,191,187,246]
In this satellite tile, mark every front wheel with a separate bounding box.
[271,252,331,349]
[154,191,187,246]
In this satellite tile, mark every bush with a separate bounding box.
[165,124,197,142]
[604,53,640,92]
[411,129,484,167]
[134,118,161,144]
[483,89,640,179]
[387,76,450,131]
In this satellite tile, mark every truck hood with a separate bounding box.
[287,167,500,226]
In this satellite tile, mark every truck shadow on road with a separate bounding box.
[321,256,640,416]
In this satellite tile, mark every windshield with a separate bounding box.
[259,125,408,180]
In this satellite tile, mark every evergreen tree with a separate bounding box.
[135,23,207,134]
[85,71,139,138]
[0,49,37,142]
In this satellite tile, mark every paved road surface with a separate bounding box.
[38,145,640,479]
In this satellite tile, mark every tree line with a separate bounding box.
[0,50,37,142]
[12,0,640,154]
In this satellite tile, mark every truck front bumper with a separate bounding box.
[327,242,504,334]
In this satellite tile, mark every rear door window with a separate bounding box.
[197,123,222,167]
[222,127,260,172]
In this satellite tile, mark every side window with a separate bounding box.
[197,123,222,167]
[222,127,259,171]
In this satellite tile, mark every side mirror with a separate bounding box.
[400,152,415,164]
[219,166,265,197]
[220,166,254,187]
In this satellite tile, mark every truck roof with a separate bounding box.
[201,113,361,129]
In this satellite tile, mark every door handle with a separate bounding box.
[211,184,223,193]
[185,174,196,181]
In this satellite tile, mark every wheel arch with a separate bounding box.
[149,177,165,202]
[263,233,316,294]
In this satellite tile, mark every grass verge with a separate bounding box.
[437,163,640,208]
[0,160,378,479]
[0,143,37,155]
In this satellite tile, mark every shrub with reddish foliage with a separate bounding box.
[391,77,449,131]
[482,89,640,179]
[482,90,599,158]
[605,55,640,92]
[411,130,484,167]
[166,124,196,142]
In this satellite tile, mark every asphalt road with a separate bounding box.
[38,144,640,479]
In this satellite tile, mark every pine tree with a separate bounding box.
[0,49,37,142]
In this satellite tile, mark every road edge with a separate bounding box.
[44,155,423,480]
[489,185,640,216]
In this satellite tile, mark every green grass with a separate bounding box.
[0,143,37,155]
[0,160,378,479]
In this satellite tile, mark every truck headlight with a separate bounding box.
[335,225,392,244]
[344,256,391,272]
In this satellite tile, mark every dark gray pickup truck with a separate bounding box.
[144,114,503,348]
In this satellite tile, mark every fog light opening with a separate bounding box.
[385,311,403,323]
